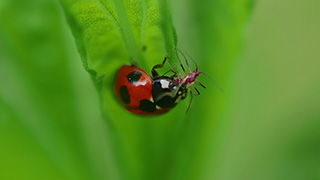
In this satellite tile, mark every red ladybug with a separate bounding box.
[115,56,203,115]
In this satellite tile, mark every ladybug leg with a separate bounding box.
[168,72,178,80]
[162,70,177,79]
[152,56,168,77]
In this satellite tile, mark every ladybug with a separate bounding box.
[115,56,203,115]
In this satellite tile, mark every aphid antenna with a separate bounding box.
[177,49,192,73]
[199,72,226,95]
[186,84,202,113]
[177,48,199,71]
[175,50,187,75]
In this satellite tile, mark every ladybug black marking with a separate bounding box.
[120,86,130,104]
[155,95,177,109]
[127,71,142,84]
[139,99,156,113]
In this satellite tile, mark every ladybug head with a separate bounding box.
[152,77,188,109]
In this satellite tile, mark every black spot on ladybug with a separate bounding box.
[155,95,178,109]
[120,86,130,104]
[127,71,142,84]
[139,99,156,113]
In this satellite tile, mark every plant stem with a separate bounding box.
[159,0,183,74]
[112,0,146,67]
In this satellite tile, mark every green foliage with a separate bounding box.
[0,0,255,180]
[2,0,320,179]
[59,1,189,179]
[0,1,111,179]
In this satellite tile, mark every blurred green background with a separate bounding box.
[0,0,319,180]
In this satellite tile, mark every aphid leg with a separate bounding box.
[193,85,201,96]
[195,80,206,89]
[185,86,201,112]
[186,90,194,112]
[152,56,168,77]
[175,50,187,75]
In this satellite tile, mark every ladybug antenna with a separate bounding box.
[199,72,226,95]
[177,49,199,71]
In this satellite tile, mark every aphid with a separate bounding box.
[115,51,206,115]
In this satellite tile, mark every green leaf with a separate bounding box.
[60,0,253,179]
[59,0,180,82]
[1,0,254,179]
[60,0,187,179]
[3,0,320,179]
